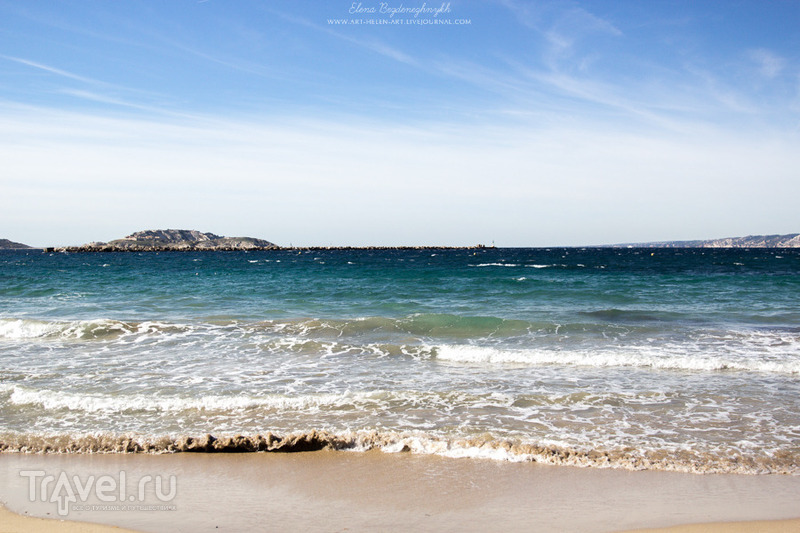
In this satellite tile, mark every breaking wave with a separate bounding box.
[433,343,800,374]
[2,316,798,374]
[6,386,389,414]
[0,430,796,475]
[0,318,190,341]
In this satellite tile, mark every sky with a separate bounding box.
[1,0,799,247]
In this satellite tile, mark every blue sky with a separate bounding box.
[1,0,799,247]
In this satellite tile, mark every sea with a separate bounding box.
[1,247,798,474]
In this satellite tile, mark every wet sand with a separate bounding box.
[623,519,800,532]
[0,505,138,532]
[1,451,798,532]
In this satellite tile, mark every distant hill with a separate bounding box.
[54,229,278,252]
[617,233,800,248]
[0,238,32,250]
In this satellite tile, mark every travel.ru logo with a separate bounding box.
[20,470,177,516]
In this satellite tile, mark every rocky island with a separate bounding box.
[53,229,279,252]
[47,229,492,252]
[33,230,800,252]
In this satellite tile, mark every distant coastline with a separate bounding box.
[3,230,800,252]
[611,233,800,249]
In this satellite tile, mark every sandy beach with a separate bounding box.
[0,505,138,533]
[625,520,800,533]
[1,451,799,532]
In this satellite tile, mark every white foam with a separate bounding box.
[433,343,800,374]
[7,386,390,414]
[0,318,198,341]
[0,318,59,339]
[0,318,131,339]
[383,436,534,462]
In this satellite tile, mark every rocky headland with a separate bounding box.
[0,239,32,250]
[53,229,279,252]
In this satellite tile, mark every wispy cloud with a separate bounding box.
[747,48,785,79]
[57,89,201,119]
[0,55,104,85]
[266,8,419,67]
[498,0,621,40]
[3,101,798,246]
[1,53,204,118]
[565,6,622,37]
[486,1,796,129]
[542,8,621,71]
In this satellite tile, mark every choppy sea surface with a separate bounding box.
[1,248,798,473]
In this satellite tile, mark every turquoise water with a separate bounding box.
[1,248,799,472]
